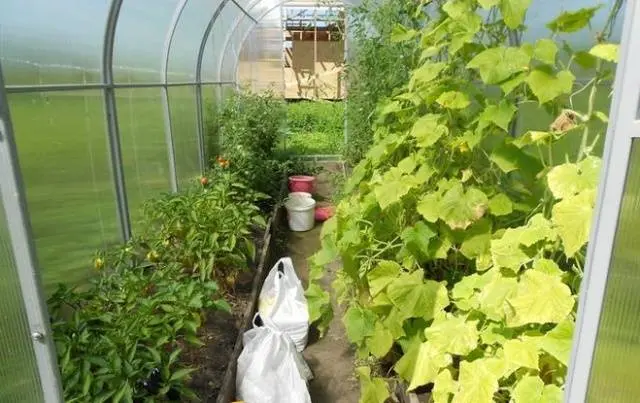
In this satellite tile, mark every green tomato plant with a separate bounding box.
[307,0,622,401]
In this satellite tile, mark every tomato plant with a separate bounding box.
[307,0,622,401]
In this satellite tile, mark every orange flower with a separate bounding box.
[216,156,230,168]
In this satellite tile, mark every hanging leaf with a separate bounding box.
[533,38,558,65]
[532,258,564,276]
[537,319,574,366]
[501,72,528,95]
[478,100,517,132]
[547,6,602,33]
[402,221,438,261]
[343,306,378,344]
[467,46,531,84]
[453,359,500,403]
[411,62,447,87]
[551,189,596,257]
[460,218,493,259]
[403,341,452,391]
[387,270,449,321]
[499,0,532,28]
[417,192,442,222]
[439,183,489,230]
[424,314,480,355]
[589,43,619,63]
[488,193,513,216]
[504,338,540,371]
[391,24,419,43]
[437,91,471,109]
[506,270,575,327]
[411,114,449,148]
[357,367,390,403]
[433,369,458,403]
[367,260,401,297]
[512,375,564,403]
[519,214,557,247]
[366,321,394,358]
[547,156,601,199]
[526,69,575,104]
[491,228,530,273]
[476,270,518,321]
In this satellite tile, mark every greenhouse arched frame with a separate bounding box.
[1,0,640,402]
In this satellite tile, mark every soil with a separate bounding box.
[287,162,360,403]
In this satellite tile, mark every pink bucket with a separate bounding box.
[288,175,316,193]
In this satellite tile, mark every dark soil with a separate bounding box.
[182,291,252,402]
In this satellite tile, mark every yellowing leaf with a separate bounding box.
[538,319,574,366]
[589,43,619,62]
[477,270,518,320]
[488,193,513,216]
[533,38,558,65]
[512,375,564,403]
[506,270,575,327]
[411,62,447,87]
[411,114,449,148]
[527,69,575,104]
[433,369,457,403]
[406,341,452,391]
[437,91,471,109]
[417,192,441,222]
[477,0,499,9]
[499,0,532,28]
[357,366,390,403]
[367,321,394,358]
[504,338,540,371]
[491,228,530,273]
[532,258,563,276]
[439,184,489,230]
[387,270,449,321]
[552,189,596,257]
[519,214,557,246]
[547,156,601,199]
[467,46,531,84]
[452,359,500,403]
[460,218,493,259]
[367,260,401,297]
[424,315,479,355]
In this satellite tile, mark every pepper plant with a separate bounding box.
[307,0,622,401]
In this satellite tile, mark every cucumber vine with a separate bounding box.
[306,0,622,401]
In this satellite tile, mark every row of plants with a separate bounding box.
[283,100,345,155]
[308,0,621,402]
[51,89,301,402]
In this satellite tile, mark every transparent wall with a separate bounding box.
[9,91,119,288]
[116,88,171,230]
[587,139,640,401]
[168,86,200,188]
[0,196,44,402]
[210,3,244,82]
[113,0,180,83]
[0,0,107,85]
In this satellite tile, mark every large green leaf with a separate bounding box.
[411,114,449,148]
[417,192,441,222]
[357,367,390,403]
[506,270,575,327]
[547,156,601,199]
[538,319,574,366]
[437,91,471,109]
[499,0,531,28]
[512,375,564,403]
[589,43,619,63]
[467,46,531,84]
[547,6,601,33]
[433,369,457,403]
[526,69,575,103]
[367,260,401,297]
[366,321,394,358]
[504,338,540,371]
[452,359,500,403]
[519,214,557,247]
[439,183,489,230]
[387,271,449,321]
[343,306,378,344]
[533,38,558,65]
[491,228,530,273]
[551,189,596,257]
[488,193,513,216]
[405,341,452,391]
[490,143,543,176]
[460,218,493,259]
[401,221,437,261]
[476,269,518,320]
[501,72,528,95]
[478,100,517,132]
[411,62,447,87]
[306,283,332,329]
[424,314,479,355]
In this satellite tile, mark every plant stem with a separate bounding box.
[576,61,601,162]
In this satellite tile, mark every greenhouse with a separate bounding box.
[0,0,638,401]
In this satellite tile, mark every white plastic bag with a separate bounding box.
[236,315,312,403]
[258,257,309,352]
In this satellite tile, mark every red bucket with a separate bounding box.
[288,175,316,193]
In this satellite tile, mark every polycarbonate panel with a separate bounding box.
[168,0,216,82]
[116,88,171,229]
[0,196,44,402]
[201,33,217,82]
[222,15,255,82]
[0,0,108,85]
[9,91,118,288]
[210,2,244,81]
[587,139,640,401]
[168,86,200,188]
[202,85,221,159]
[113,0,181,83]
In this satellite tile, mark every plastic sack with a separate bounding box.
[236,315,312,403]
[258,257,309,352]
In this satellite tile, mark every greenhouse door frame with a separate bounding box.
[566,0,640,401]
[0,65,63,402]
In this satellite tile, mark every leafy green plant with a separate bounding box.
[284,100,344,155]
[307,0,622,401]
[141,170,268,288]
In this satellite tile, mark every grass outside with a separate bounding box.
[281,100,344,155]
